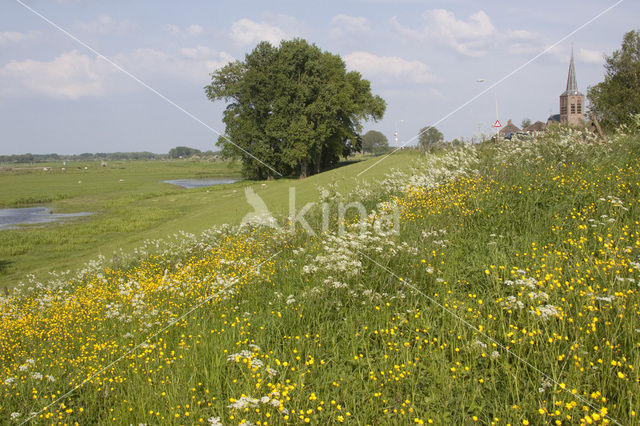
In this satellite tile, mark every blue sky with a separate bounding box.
[0,0,637,155]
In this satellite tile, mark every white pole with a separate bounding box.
[395,119,404,147]
[494,87,500,141]
[477,79,500,141]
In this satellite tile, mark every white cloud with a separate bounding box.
[77,15,135,35]
[427,88,444,99]
[186,24,203,36]
[163,24,180,36]
[344,51,435,84]
[544,44,569,62]
[262,13,305,35]
[393,9,544,58]
[0,30,39,47]
[229,18,288,46]
[116,46,233,82]
[0,50,113,99]
[180,46,224,60]
[504,29,543,55]
[422,9,496,56]
[0,32,25,46]
[578,48,604,64]
[0,46,233,99]
[163,23,204,37]
[330,14,371,40]
[506,29,538,41]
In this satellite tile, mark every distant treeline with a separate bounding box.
[0,147,221,163]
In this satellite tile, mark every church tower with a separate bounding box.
[559,48,585,126]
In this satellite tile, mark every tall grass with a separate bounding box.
[1,128,639,425]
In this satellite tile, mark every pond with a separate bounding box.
[163,178,240,189]
[0,207,92,230]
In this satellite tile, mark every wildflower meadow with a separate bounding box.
[1,126,639,425]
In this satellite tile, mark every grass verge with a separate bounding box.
[1,131,639,424]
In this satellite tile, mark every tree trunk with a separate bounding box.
[299,161,307,179]
[315,150,321,175]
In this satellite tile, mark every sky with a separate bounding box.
[0,0,638,155]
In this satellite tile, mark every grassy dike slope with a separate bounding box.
[0,153,416,287]
[1,131,639,425]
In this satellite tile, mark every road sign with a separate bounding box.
[493,120,502,128]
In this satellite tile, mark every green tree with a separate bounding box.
[418,126,443,150]
[587,29,640,131]
[521,118,532,128]
[361,130,389,155]
[168,146,202,159]
[205,39,386,179]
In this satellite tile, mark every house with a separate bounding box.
[524,121,546,136]
[546,114,561,127]
[499,119,521,138]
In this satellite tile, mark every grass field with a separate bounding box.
[1,131,639,425]
[0,159,242,287]
[0,153,415,287]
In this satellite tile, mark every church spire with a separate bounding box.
[565,46,579,94]
[559,44,585,127]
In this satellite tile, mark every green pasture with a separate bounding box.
[0,152,418,287]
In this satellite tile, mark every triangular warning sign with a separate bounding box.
[493,120,502,128]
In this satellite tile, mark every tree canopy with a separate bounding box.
[418,126,443,150]
[587,29,640,131]
[168,146,202,159]
[205,39,386,179]
[361,130,390,155]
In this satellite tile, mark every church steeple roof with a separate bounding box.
[562,47,582,96]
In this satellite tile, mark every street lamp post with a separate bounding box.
[477,79,500,141]
[394,119,404,147]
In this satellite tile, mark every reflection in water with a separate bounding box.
[163,178,240,189]
[0,207,92,230]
